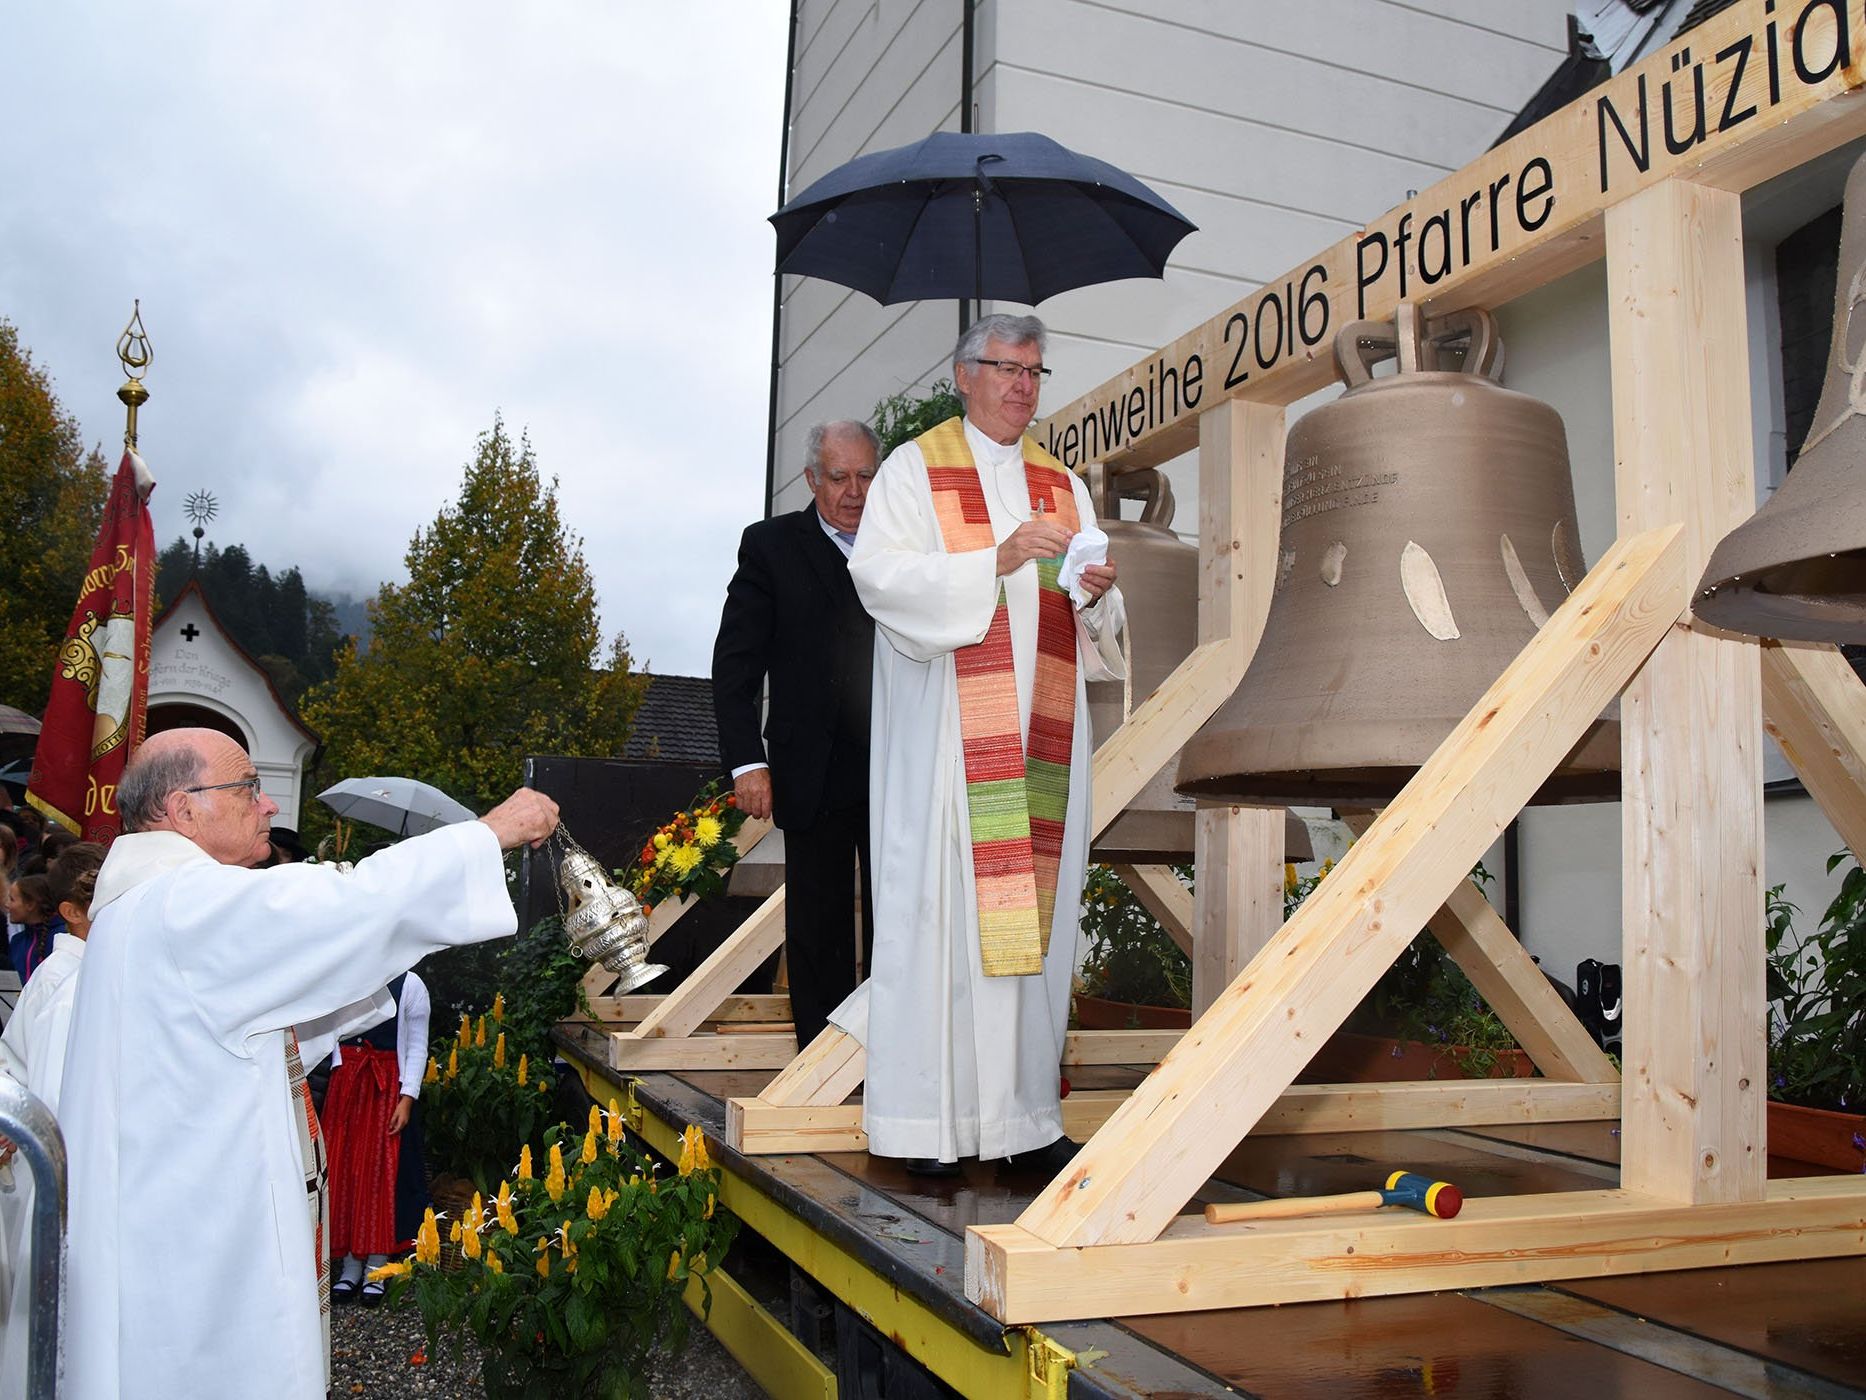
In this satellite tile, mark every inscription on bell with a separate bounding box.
[1284,455,1400,525]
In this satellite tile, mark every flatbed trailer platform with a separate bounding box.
[555,1027,1866,1399]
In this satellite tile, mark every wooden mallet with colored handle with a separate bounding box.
[1203,1170,1463,1224]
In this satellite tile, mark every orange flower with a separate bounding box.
[517,1145,533,1181]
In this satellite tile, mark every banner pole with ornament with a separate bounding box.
[26,303,158,843]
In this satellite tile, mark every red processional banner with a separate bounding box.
[27,450,158,842]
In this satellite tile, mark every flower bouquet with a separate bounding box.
[625,780,747,915]
[377,1111,738,1400]
[423,995,559,1195]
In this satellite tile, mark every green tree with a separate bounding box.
[0,320,111,714]
[300,415,645,824]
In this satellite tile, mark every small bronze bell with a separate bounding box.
[1697,151,1866,641]
[558,849,668,992]
[1176,303,1617,805]
[1087,468,1313,862]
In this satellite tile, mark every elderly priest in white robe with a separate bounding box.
[57,729,558,1400]
[845,313,1124,1177]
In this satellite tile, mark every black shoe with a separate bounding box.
[360,1279,387,1308]
[998,1137,1080,1175]
[330,1274,361,1304]
[904,1156,962,1178]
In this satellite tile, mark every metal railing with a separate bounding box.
[0,1078,66,1398]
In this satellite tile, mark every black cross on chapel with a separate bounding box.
[179,623,200,641]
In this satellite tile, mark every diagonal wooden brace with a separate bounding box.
[1012,522,1688,1249]
[1761,639,1866,862]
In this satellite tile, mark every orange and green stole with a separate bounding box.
[917,416,1080,977]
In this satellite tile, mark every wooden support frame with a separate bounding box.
[717,0,1866,1321]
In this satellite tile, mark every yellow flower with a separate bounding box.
[516,1054,528,1087]
[415,1208,441,1266]
[446,1046,458,1080]
[487,1254,503,1275]
[653,845,673,869]
[580,1129,598,1166]
[457,1012,472,1046]
[546,1143,567,1203]
[587,1104,603,1137]
[1283,863,1298,897]
[493,1032,506,1069]
[470,1191,484,1227]
[677,1123,711,1176]
[668,843,702,876]
[475,1016,487,1048]
[652,831,670,850]
[449,1219,463,1244]
[666,1249,681,1281]
[518,1145,533,1181]
[606,1098,623,1144]
[368,1260,412,1282]
[586,1184,610,1221]
[491,991,505,1022]
[562,1233,578,1274]
[461,1220,482,1261]
[537,1076,550,1095]
[704,1192,716,1220]
[424,1056,439,1085]
[536,1238,551,1278]
[694,814,723,849]
[496,1181,519,1234]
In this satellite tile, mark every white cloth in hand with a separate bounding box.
[1057,525,1111,608]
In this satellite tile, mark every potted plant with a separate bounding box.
[1074,863,1194,1027]
[378,1111,738,1400]
[1766,854,1866,1172]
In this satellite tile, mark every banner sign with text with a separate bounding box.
[1038,0,1866,470]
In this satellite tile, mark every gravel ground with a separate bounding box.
[328,1294,766,1398]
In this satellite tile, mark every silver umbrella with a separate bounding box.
[316,776,475,837]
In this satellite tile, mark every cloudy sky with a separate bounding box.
[4,4,790,676]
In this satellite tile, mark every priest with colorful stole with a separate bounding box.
[844,313,1124,1176]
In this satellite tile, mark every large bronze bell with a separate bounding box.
[1176,303,1617,805]
[558,849,668,992]
[1697,152,1866,641]
[1087,468,1313,862]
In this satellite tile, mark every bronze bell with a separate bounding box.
[558,849,668,992]
[1087,468,1314,862]
[1176,303,1617,805]
[1697,152,1866,641]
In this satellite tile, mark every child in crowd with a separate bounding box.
[4,875,60,983]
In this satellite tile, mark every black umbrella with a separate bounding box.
[770,131,1196,306]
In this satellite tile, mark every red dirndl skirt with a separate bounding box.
[323,1043,403,1257]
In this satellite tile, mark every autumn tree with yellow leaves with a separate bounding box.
[301,415,645,819]
[0,320,110,715]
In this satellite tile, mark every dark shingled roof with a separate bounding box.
[1678,0,1743,33]
[623,674,721,767]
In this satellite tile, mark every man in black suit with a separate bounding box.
[712,420,880,1047]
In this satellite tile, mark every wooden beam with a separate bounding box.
[969,1177,1866,1323]
[1425,881,1621,1084]
[1060,1029,1184,1066]
[577,993,793,1026]
[1032,0,1866,468]
[1090,641,1240,828]
[728,1078,1622,1157]
[1189,398,1288,1015]
[1013,524,1688,1249]
[1761,639,1866,861]
[1110,864,1193,956]
[759,1025,867,1108]
[609,1031,797,1072]
[1608,178,1765,1206]
[627,889,786,1041]
[1193,806,1285,1017]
